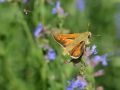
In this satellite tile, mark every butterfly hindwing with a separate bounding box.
[69,41,85,59]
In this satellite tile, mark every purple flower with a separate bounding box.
[92,54,108,66]
[85,45,97,56]
[100,54,108,66]
[23,0,29,3]
[94,69,104,77]
[0,0,5,3]
[92,55,101,63]
[66,80,74,90]
[52,8,57,14]
[66,77,87,90]
[91,45,97,54]
[76,0,85,12]
[34,23,43,38]
[66,87,73,90]
[47,48,56,61]
[52,0,65,16]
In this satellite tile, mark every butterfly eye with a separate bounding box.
[88,34,91,38]
[87,32,92,39]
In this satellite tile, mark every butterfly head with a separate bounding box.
[84,31,92,45]
[87,31,92,39]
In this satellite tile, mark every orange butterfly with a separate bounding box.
[52,30,91,63]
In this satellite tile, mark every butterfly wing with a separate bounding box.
[52,32,78,47]
[69,41,85,59]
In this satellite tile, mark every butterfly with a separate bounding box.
[52,30,91,63]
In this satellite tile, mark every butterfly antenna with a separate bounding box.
[87,23,90,32]
[92,34,102,37]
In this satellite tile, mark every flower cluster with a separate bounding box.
[66,44,110,90]
[66,76,87,90]
[52,0,67,17]
[86,45,110,89]
[84,45,109,67]
[92,54,108,67]
[85,44,97,57]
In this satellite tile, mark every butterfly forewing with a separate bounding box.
[52,32,79,47]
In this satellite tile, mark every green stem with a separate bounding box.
[40,0,45,24]
[59,18,64,29]
[79,58,95,90]
[22,21,35,47]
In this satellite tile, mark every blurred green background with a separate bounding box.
[0,0,120,90]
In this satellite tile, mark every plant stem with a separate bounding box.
[79,58,95,90]
[40,0,45,24]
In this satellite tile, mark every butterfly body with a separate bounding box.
[52,31,91,60]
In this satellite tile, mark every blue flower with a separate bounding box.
[91,45,97,54]
[23,0,28,3]
[93,54,108,66]
[34,23,43,38]
[100,54,108,66]
[66,80,74,90]
[0,0,5,3]
[93,55,101,63]
[66,87,73,90]
[85,45,97,56]
[52,0,65,16]
[76,0,85,12]
[47,48,56,61]
[52,7,57,15]
[66,77,87,90]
